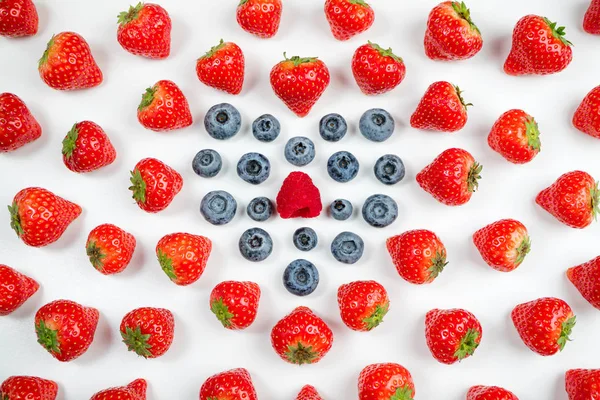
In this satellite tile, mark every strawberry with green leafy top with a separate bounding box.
[425,308,482,364]
[210,281,260,330]
[196,39,245,95]
[120,307,174,358]
[351,42,406,95]
[86,224,136,275]
[129,158,183,213]
[488,109,540,164]
[358,363,415,400]
[62,121,116,173]
[410,81,471,132]
[324,0,374,41]
[337,281,389,332]
[117,2,171,59]
[473,219,530,272]
[387,230,448,284]
[236,0,282,38]
[0,264,39,315]
[137,80,192,132]
[156,232,212,286]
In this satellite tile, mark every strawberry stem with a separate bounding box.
[467,162,482,193]
[557,316,576,351]
[121,325,153,358]
[210,298,234,328]
[542,17,572,47]
[129,168,147,203]
[200,39,226,60]
[362,303,389,330]
[349,0,371,7]
[283,53,318,67]
[525,117,541,151]
[453,328,479,360]
[368,41,402,63]
[515,236,531,266]
[390,387,415,400]
[454,86,473,109]
[61,123,79,159]
[86,241,106,271]
[427,251,448,281]
[591,183,599,221]
[8,201,23,237]
[285,342,318,365]
[138,86,156,111]
[38,35,55,68]
[238,0,249,5]
[117,2,143,26]
[36,320,61,355]
[451,1,480,34]
[157,249,177,281]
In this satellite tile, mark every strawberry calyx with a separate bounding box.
[210,298,234,328]
[285,342,318,365]
[451,1,480,34]
[390,386,415,400]
[138,86,156,111]
[557,316,576,351]
[454,86,473,109]
[86,241,106,271]
[61,123,79,159]
[117,2,144,27]
[525,117,541,151]
[2,393,9,400]
[590,183,599,221]
[368,41,402,63]
[362,303,389,330]
[453,328,479,360]
[36,320,61,355]
[200,39,226,60]
[428,251,448,281]
[467,162,482,193]
[238,0,249,5]
[515,236,531,266]
[157,249,177,281]
[283,53,318,67]
[542,17,572,47]
[129,168,147,204]
[349,0,370,7]
[38,35,55,68]
[121,325,153,358]
[8,201,23,237]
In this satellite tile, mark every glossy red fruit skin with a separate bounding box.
[237,0,282,38]
[156,233,212,286]
[324,0,374,41]
[425,308,482,364]
[196,40,245,95]
[473,219,530,272]
[117,3,171,59]
[536,171,599,229]
[296,385,323,400]
[0,376,58,400]
[566,369,600,400]
[120,307,174,358]
[276,171,323,218]
[0,265,38,315]
[137,80,193,132]
[351,42,406,95]
[358,363,415,400]
[567,256,600,310]
[90,379,146,400]
[410,81,470,132]
[210,281,260,330]
[0,93,42,152]
[424,1,483,61]
[0,0,38,37]
[337,281,389,332]
[129,158,183,213]
[86,224,136,275]
[584,0,600,34]
[467,385,519,400]
[488,109,541,164]
[62,121,116,173]
[199,368,258,400]
[573,85,600,139]
[38,32,103,90]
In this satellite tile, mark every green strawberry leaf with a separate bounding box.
[36,320,61,355]
[515,236,531,266]
[390,386,415,400]
[39,35,55,68]
[285,342,318,365]
[543,17,573,47]
[452,1,480,34]
[121,325,153,358]
[138,86,156,111]
[61,123,79,159]
[129,168,147,203]
[157,249,177,281]
[283,53,318,67]
[117,2,143,26]
[8,201,23,237]
[467,162,483,193]
[200,39,226,60]
[86,240,106,271]
[557,316,576,351]
[362,303,389,330]
[454,328,480,360]
[210,298,234,328]
[591,183,599,221]
[368,41,402,63]
[428,250,448,281]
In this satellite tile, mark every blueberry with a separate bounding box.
[252,114,280,142]
[200,190,237,225]
[359,108,395,142]
[330,199,353,221]
[293,227,318,252]
[362,194,398,228]
[237,152,270,185]
[319,113,347,142]
[283,259,319,296]
[331,231,364,264]
[239,227,273,262]
[204,103,241,140]
[327,151,359,183]
[247,197,273,222]
[284,136,315,167]
[192,149,222,178]
[374,154,405,185]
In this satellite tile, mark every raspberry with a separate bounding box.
[276,172,322,218]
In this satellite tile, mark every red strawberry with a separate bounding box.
[137,80,192,131]
[511,297,575,356]
[296,385,323,400]
[488,109,540,164]
[129,158,183,213]
[410,81,471,132]
[417,148,482,206]
[0,0,38,37]
[567,255,600,310]
[0,92,42,152]
[584,0,600,34]
[473,219,530,273]
[324,0,374,41]
[90,379,146,400]
[0,264,38,315]
[337,280,389,332]
[536,171,598,229]
[62,121,116,173]
[120,307,174,358]
[424,2,482,61]
[8,187,82,247]
[38,32,103,90]
[117,3,171,59]
[0,376,58,400]
[358,363,415,400]
[351,42,406,95]
[270,54,330,117]
[35,299,99,362]
[237,0,282,38]
[86,224,136,275]
[276,171,323,218]
[504,16,573,76]
[210,281,260,330]
[425,308,482,364]
[271,306,333,365]
[196,39,245,95]
[199,368,258,400]
[467,386,518,400]
[156,232,212,285]
[565,369,600,399]
[573,85,600,139]
[386,229,448,284]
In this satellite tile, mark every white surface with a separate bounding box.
[1,0,599,399]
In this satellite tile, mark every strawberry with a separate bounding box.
[473,219,530,273]
[35,299,99,362]
[210,281,260,330]
[38,32,103,90]
[0,264,38,315]
[0,376,58,400]
[270,54,330,117]
[129,157,183,213]
[62,121,116,173]
[8,187,82,247]
[467,386,518,400]
[488,109,540,164]
[296,385,323,400]
[0,0,38,37]
[351,42,406,95]
[86,224,136,275]
[337,280,389,332]
[117,3,171,59]
[137,80,192,131]
[536,171,599,229]
[196,39,245,95]
[236,0,282,38]
[386,229,448,284]
[410,81,471,132]
[504,16,573,76]
[358,363,415,400]
[271,306,333,365]
[511,297,576,356]
[0,92,42,152]
[120,307,174,358]
[417,148,482,206]
[425,308,482,364]
[565,369,600,399]
[199,368,258,400]
[573,85,600,139]
[156,232,212,285]
[90,379,146,400]
[584,0,600,34]
[567,255,600,310]
[424,2,482,61]
[324,0,374,41]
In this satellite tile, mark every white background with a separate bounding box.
[1,0,599,398]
